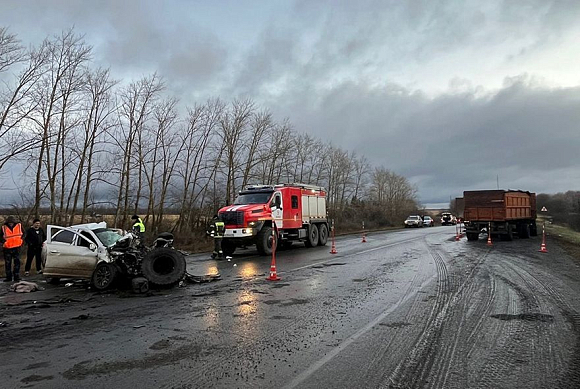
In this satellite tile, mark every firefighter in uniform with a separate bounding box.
[131,215,146,243]
[207,215,225,259]
[1,216,24,282]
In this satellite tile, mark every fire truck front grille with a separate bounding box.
[221,211,244,226]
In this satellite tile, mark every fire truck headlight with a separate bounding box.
[248,221,256,226]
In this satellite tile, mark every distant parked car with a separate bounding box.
[404,215,423,228]
[423,216,435,227]
[440,212,457,225]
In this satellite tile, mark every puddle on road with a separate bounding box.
[311,263,347,269]
[281,298,309,307]
[149,339,171,350]
[490,313,554,322]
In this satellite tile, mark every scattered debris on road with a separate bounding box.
[9,281,44,293]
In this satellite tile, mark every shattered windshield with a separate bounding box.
[93,228,124,247]
[234,192,273,205]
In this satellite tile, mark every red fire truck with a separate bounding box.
[218,183,329,255]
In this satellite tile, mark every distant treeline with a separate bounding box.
[537,191,580,231]
[0,27,420,237]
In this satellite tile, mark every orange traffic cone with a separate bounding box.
[267,262,281,281]
[330,221,337,254]
[486,222,493,246]
[539,224,548,253]
[267,228,281,281]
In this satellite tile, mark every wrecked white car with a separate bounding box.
[42,222,186,290]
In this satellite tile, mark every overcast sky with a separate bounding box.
[1,0,579,207]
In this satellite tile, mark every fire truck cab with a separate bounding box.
[218,183,329,255]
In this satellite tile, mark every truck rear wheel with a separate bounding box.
[530,222,538,237]
[519,223,530,239]
[503,226,513,241]
[305,224,319,248]
[318,223,328,246]
[466,232,479,241]
[257,226,275,255]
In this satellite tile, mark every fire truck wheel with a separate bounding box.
[221,240,236,256]
[256,226,275,255]
[305,224,319,248]
[318,223,328,246]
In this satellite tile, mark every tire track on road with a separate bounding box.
[384,242,491,389]
[501,260,580,388]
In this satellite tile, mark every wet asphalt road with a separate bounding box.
[2,226,580,388]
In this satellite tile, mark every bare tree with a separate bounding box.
[0,29,47,175]
[112,73,164,227]
[177,99,224,231]
[29,29,92,219]
[219,99,254,204]
[66,68,117,225]
[370,166,418,223]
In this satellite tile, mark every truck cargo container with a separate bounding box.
[218,183,328,255]
[463,190,537,241]
[454,197,464,220]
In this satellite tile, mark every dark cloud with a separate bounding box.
[0,0,579,206]
[269,76,580,203]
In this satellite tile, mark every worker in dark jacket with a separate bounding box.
[24,218,46,276]
[206,215,225,259]
[1,216,24,282]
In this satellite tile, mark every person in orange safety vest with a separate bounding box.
[1,216,24,282]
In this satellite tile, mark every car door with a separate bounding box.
[44,226,99,279]
[271,191,284,229]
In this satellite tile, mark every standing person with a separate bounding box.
[206,215,225,259]
[1,216,24,282]
[24,218,46,276]
[131,215,146,242]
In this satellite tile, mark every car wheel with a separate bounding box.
[141,248,186,286]
[91,262,117,290]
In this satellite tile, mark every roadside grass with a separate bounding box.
[541,217,580,261]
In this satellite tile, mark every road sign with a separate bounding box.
[541,206,548,212]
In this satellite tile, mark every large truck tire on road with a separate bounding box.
[219,183,329,255]
[463,190,537,241]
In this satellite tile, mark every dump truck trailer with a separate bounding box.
[463,190,537,241]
